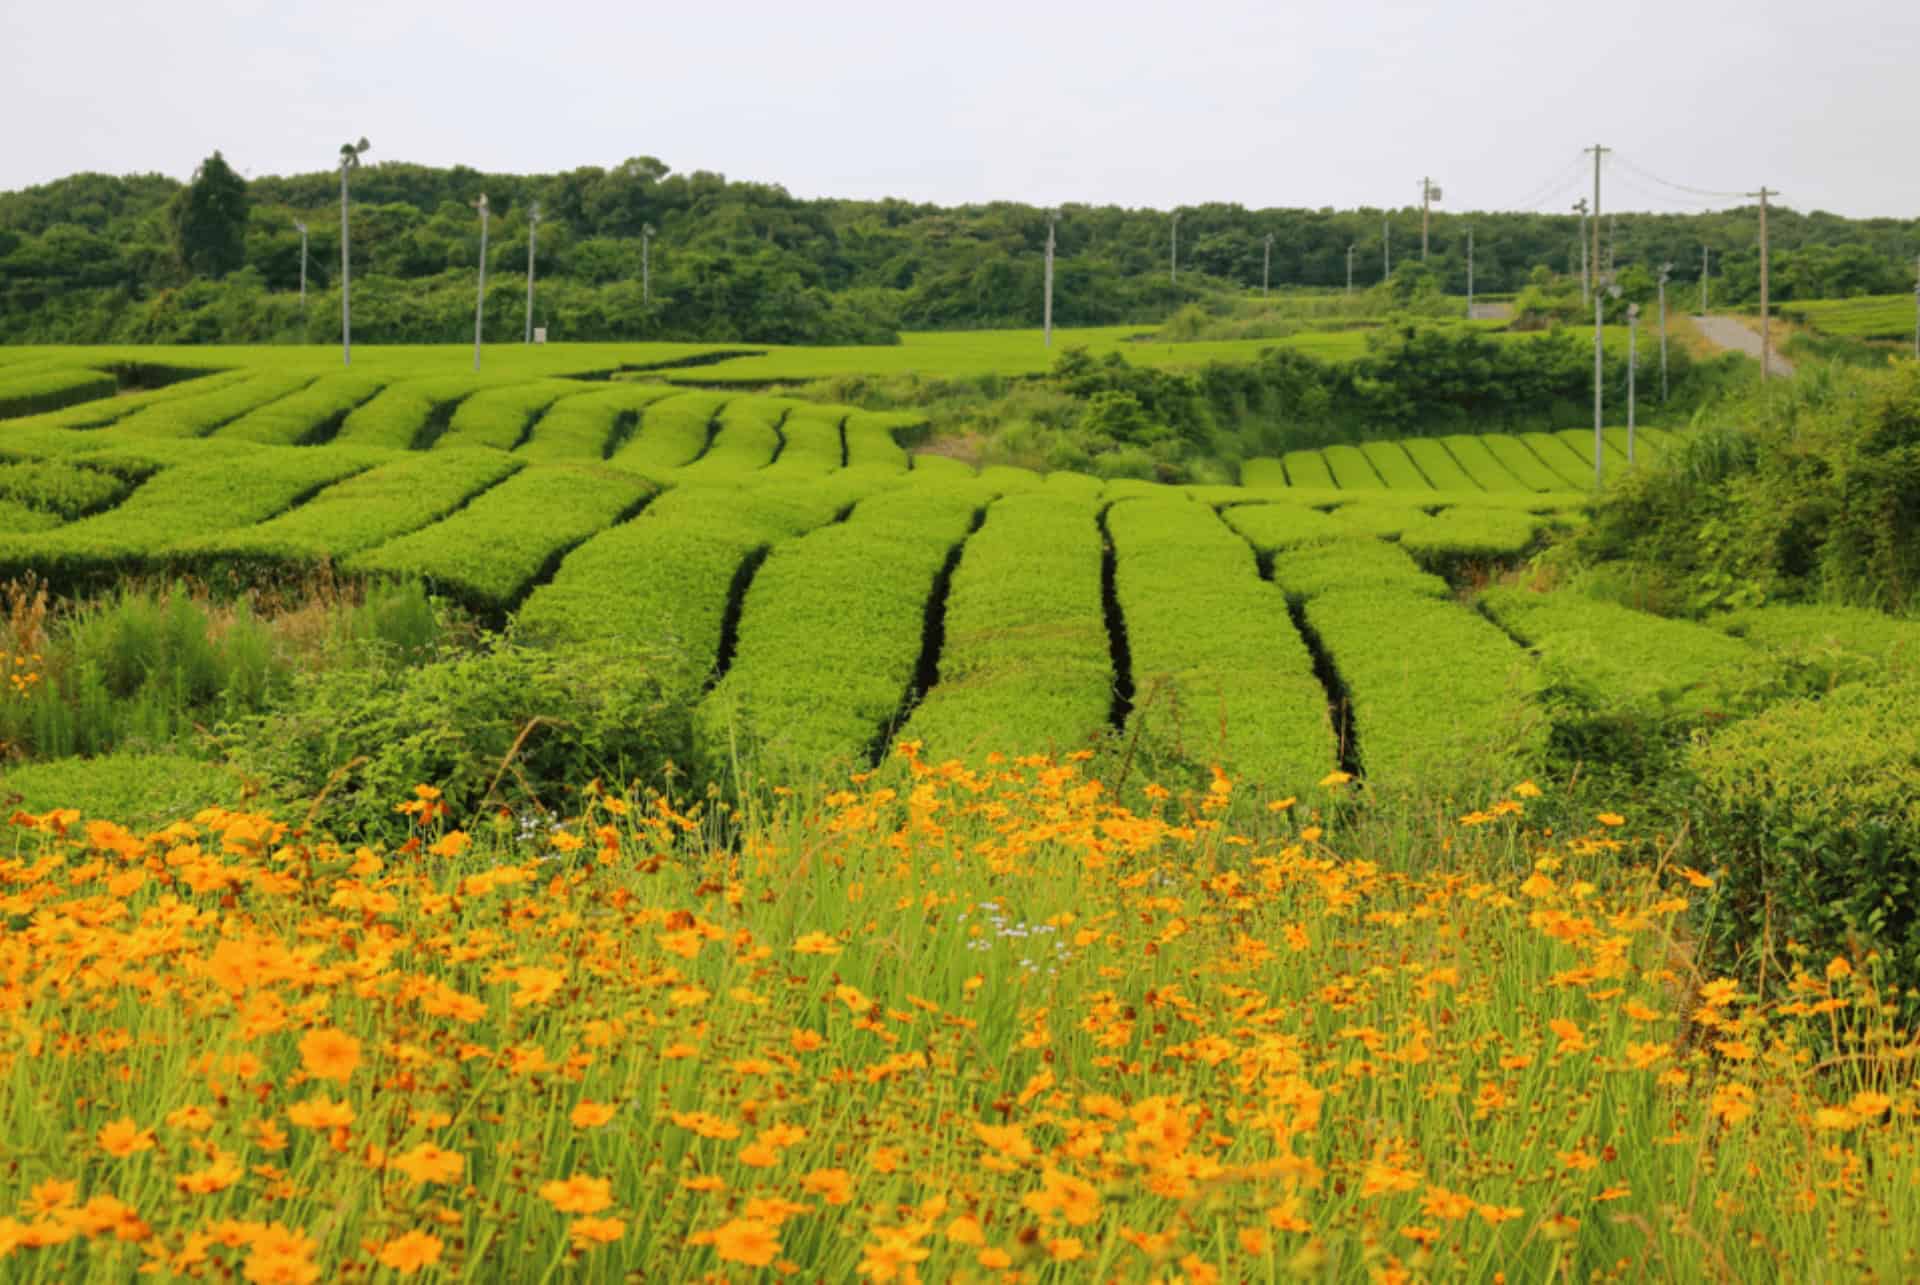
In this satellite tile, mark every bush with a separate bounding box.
[224,639,691,838]
[0,367,116,418]
[1690,675,1920,1007]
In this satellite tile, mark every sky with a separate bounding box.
[1,0,1915,218]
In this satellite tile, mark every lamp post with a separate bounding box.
[472,194,490,372]
[338,138,370,366]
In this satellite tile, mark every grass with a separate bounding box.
[0,752,1914,1280]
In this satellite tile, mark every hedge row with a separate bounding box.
[0,500,60,535]
[1280,450,1335,488]
[1357,441,1433,490]
[1519,432,1598,490]
[518,473,891,692]
[901,491,1112,760]
[673,396,788,480]
[1398,438,1482,491]
[1305,585,1542,796]
[0,444,381,586]
[612,391,730,475]
[9,368,252,433]
[1459,434,1557,491]
[346,463,654,615]
[1320,444,1384,489]
[1239,457,1288,489]
[109,372,317,439]
[1554,428,1629,475]
[1268,537,1451,601]
[1046,470,1106,501]
[517,383,683,463]
[1709,603,1920,682]
[1690,674,1920,1003]
[1400,507,1548,574]
[214,372,388,445]
[1479,587,1759,722]
[696,477,990,775]
[172,449,524,577]
[763,404,845,476]
[434,380,589,452]
[0,367,117,419]
[0,458,132,521]
[1221,502,1344,554]
[908,454,975,479]
[1106,497,1332,796]
[1326,501,1436,542]
[842,411,918,472]
[333,376,502,450]
[976,465,1044,494]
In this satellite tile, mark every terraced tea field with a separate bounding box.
[1778,293,1918,341]
[7,348,1903,804]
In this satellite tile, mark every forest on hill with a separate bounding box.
[3,152,1919,345]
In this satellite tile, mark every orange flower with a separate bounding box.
[793,931,842,956]
[1595,812,1625,828]
[286,1095,355,1130]
[97,1117,157,1158]
[801,1169,853,1206]
[390,1143,464,1187]
[20,1178,77,1217]
[1048,1236,1086,1262]
[711,1217,779,1267]
[376,1231,443,1275]
[569,1217,626,1247]
[569,1101,617,1128]
[297,1028,362,1083]
[539,1175,613,1215]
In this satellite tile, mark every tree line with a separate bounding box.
[2,152,1916,345]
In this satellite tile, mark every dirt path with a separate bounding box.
[1693,314,1795,377]
[1468,301,1514,321]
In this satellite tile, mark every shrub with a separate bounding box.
[1690,675,1920,1007]
[0,367,117,419]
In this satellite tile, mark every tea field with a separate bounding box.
[5,346,1920,1283]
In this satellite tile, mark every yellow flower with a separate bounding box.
[793,931,842,956]
[711,1218,779,1267]
[539,1175,613,1215]
[96,1117,157,1158]
[569,1217,626,1247]
[570,1101,618,1128]
[390,1143,464,1186]
[1595,812,1625,828]
[377,1231,443,1275]
[297,1028,362,1083]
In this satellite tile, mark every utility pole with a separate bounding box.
[1607,213,1617,275]
[1383,216,1390,279]
[1574,199,1590,304]
[1262,232,1273,297]
[1466,227,1475,317]
[1700,245,1710,314]
[1626,301,1640,464]
[472,194,489,372]
[1170,210,1180,285]
[1658,262,1673,402]
[523,201,540,343]
[1586,144,1609,306]
[1420,177,1442,259]
[1346,243,1355,296]
[1587,143,1610,488]
[1751,187,1777,381]
[338,138,369,367]
[1043,210,1057,347]
[641,223,655,305]
[293,220,308,310]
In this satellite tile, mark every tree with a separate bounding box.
[168,151,249,278]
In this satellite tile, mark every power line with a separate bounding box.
[1610,153,1749,202]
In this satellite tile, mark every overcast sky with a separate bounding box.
[1,0,1913,218]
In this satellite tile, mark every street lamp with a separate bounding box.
[338,138,370,366]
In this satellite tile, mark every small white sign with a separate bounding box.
[533,327,548,344]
